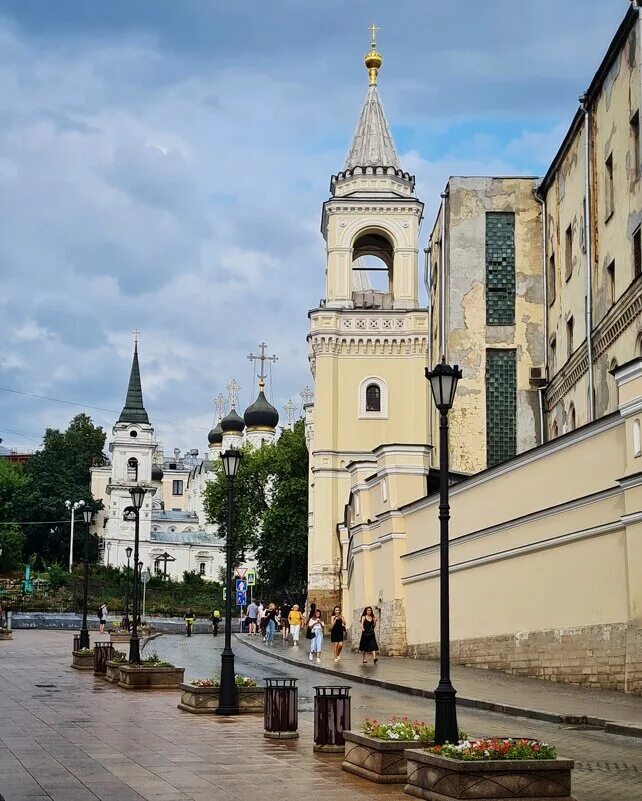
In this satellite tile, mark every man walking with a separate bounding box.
[246,600,258,635]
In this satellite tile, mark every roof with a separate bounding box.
[150,530,224,546]
[344,84,401,171]
[117,343,150,425]
[151,510,199,523]
[244,389,279,429]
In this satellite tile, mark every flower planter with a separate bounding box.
[177,684,265,714]
[343,731,428,784]
[117,663,184,690]
[71,650,94,670]
[109,631,130,644]
[404,748,576,800]
[104,660,123,683]
[0,629,13,640]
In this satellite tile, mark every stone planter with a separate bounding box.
[178,684,265,714]
[104,660,123,683]
[0,629,13,640]
[71,650,94,670]
[109,631,130,644]
[343,731,427,784]
[404,748,576,800]
[117,664,184,690]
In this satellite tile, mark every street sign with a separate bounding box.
[235,568,247,579]
[141,569,151,585]
[236,591,247,606]
[235,579,247,594]
[246,569,256,586]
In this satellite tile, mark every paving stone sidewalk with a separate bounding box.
[237,633,642,736]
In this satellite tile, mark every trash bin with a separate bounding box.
[73,634,81,652]
[264,678,298,739]
[93,641,114,675]
[313,686,351,752]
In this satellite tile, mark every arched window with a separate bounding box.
[351,231,394,309]
[359,377,388,419]
[199,562,206,576]
[609,359,619,411]
[127,458,138,481]
[551,420,559,440]
[366,384,381,412]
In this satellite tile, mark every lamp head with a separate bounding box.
[221,448,242,479]
[82,508,93,525]
[125,546,133,559]
[425,356,462,412]
[129,485,147,510]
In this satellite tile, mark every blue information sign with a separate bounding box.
[236,591,247,606]
[235,579,247,594]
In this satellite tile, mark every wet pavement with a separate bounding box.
[0,630,640,801]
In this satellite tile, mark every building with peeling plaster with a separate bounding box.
[306,6,642,693]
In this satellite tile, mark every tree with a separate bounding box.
[0,457,29,569]
[0,524,26,571]
[17,413,107,565]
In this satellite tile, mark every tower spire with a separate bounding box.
[118,341,150,425]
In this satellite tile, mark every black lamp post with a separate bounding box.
[127,486,146,664]
[124,546,132,629]
[137,561,143,625]
[425,356,462,745]
[78,507,93,649]
[217,448,242,716]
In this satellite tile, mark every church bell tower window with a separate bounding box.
[366,384,381,412]
[359,377,388,419]
[127,458,138,481]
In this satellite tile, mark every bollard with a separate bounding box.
[93,641,114,675]
[263,678,298,739]
[313,686,351,753]
[73,634,81,652]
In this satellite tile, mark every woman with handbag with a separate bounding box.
[330,606,346,663]
[307,609,324,662]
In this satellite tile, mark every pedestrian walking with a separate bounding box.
[246,600,258,634]
[98,603,108,635]
[359,606,379,664]
[264,603,278,645]
[280,602,291,641]
[211,609,221,636]
[184,608,195,637]
[307,608,324,662]
[330,605,347,663]
[288,604,303,645]
[257,602,266,639]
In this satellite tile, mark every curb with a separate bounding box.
[235,636,642,740]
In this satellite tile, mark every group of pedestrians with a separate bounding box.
[245,599,379,665]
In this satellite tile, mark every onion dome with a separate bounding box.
[220,407,245,434]
[207,420,223,445]
[244,382,279,430]
[151,463,164,481]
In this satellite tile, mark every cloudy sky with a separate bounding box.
[0,0,626,454]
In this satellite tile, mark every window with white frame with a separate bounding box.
[358,376,388,419]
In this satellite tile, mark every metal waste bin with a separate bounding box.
[73,634,81,652]
[93,641,113,675]
[313,686,351,752]
[264,678,298,739]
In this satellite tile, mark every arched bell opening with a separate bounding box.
[351,231,394,309]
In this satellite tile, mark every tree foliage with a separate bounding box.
[13,414,107,566]
[203,420,309,596]
[0,524,26,571]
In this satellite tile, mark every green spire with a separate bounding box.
[118,342,150,425]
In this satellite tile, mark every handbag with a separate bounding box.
[305,625,314,640]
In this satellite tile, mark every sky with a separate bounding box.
[0,0,627,455]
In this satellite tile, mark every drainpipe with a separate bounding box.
[534,184,547,444]
[424,245,434,462]
[580,93,595,422]
[439,188,449,360]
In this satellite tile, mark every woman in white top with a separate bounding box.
[98,604,108,635]
[307,609,325,663]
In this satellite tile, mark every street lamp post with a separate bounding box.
[65,499,85,573]
[217,448,242,716]
[425,356,462,746]
[137,561,143,625]
[127,486,146,664]
[124,546,132,628]
[79,508,93,649]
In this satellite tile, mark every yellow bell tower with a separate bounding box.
[306,27,430,612]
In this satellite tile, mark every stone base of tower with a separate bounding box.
[307,562,341,617]
[307,588,342,617]
[351,599,408,657]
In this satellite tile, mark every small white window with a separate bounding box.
[358,376,388,419]
[381,478,388,503]
[633,418,641,458]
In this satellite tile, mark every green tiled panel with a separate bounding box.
[486,349,517,467]
[485,212,515,325]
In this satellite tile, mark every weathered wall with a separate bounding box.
[428,178,544,474]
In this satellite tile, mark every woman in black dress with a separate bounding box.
[358,606,379,664]
[330,606,346,663]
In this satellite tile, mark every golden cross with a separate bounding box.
[369,23,380,47]
[131,328,141,344]
[284,399,297,426]
[214,393,226,420]
[226,378,241,410]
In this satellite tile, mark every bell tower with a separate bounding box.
[306,28,430,612]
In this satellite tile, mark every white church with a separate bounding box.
[90,343,279,581]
